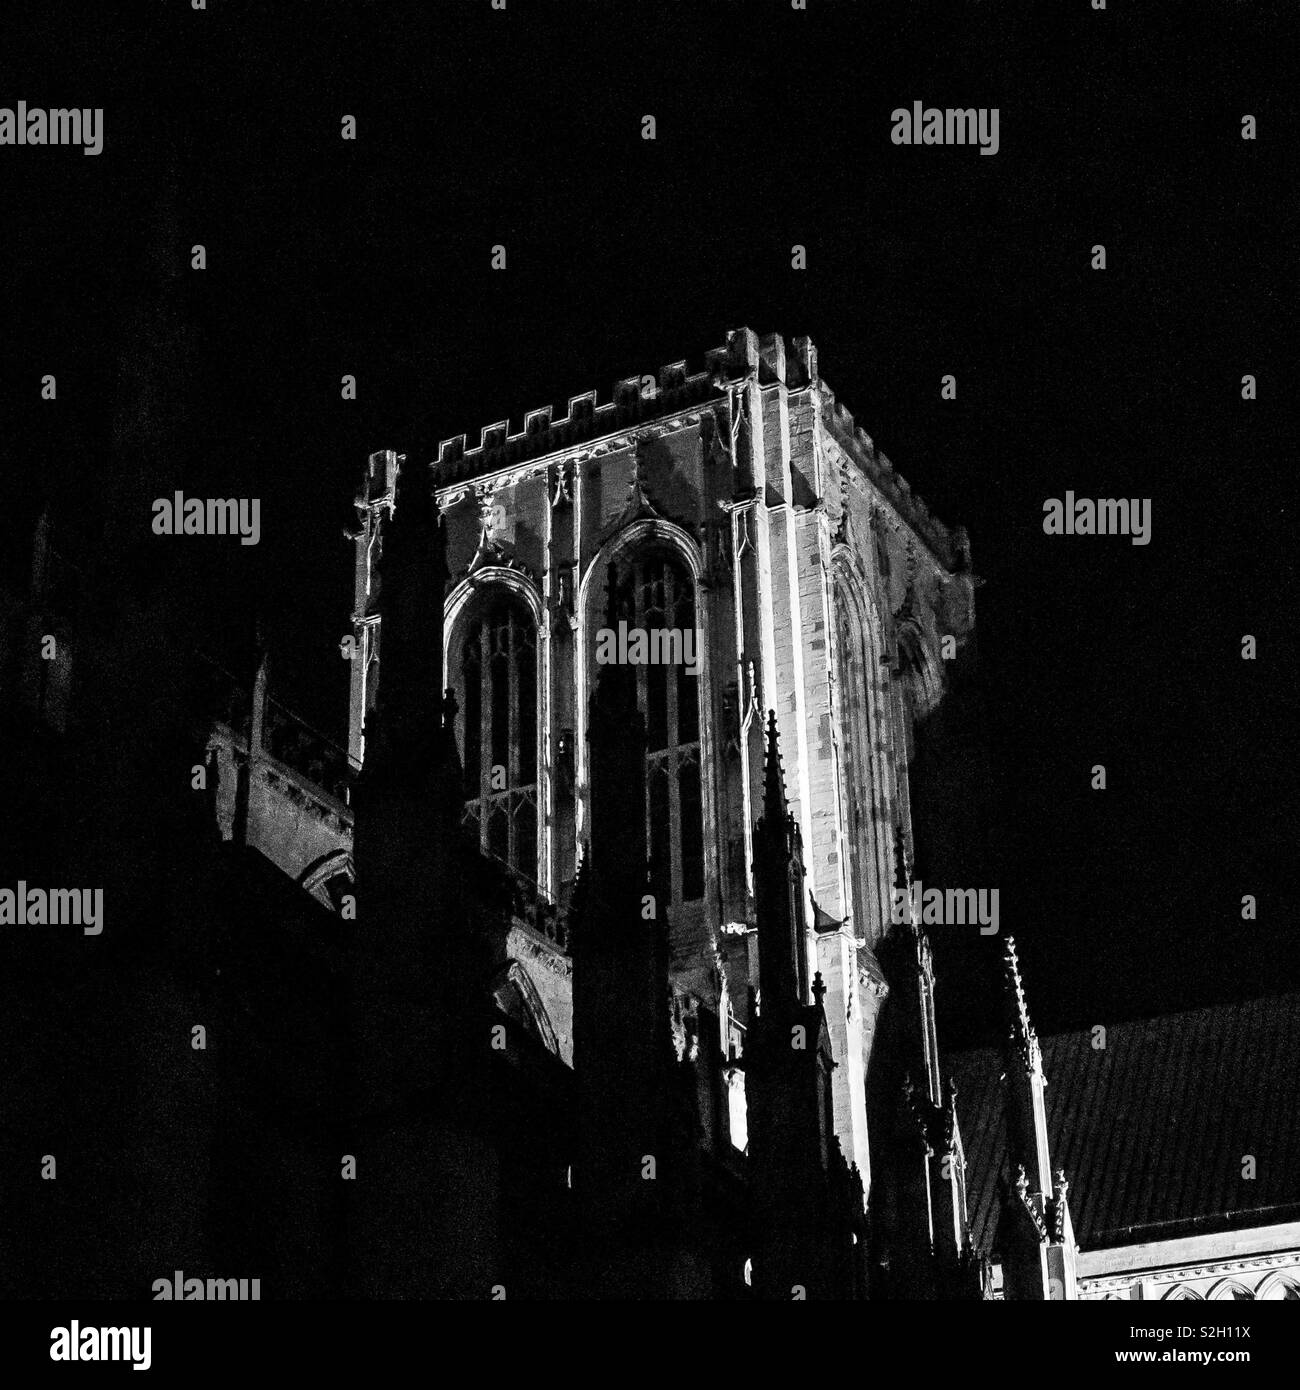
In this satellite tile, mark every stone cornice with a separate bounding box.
[1080,1249,1300,1295]
[507,921,574,978]
[1078,1219,1300,1279]
[830,432,959,582]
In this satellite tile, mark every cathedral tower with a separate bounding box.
[428,326,978,1195]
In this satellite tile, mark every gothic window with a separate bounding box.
[836,596,871,927]
[456,589,538,883]
[896,622,943,724]
[833,570,890,939]
[619,550,705,907]
[1207,1280,1254,1301]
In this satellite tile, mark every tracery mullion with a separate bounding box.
[634,565,652,869]
[664,564,683,904]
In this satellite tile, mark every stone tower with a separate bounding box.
[421,325,977,1195]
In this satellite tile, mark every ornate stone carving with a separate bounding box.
[550,461,572,508]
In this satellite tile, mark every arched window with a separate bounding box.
[608,549,705,907]
[456,589,538,882]
[832,562,892,941]
[896,620,944,724]
[835,584,875,935]
[1207,1280,1254,1301]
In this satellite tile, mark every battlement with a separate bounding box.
[433,327,821,486]
[430,326,965,573]
[816,380,967,573]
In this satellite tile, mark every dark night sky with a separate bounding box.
[2,1,1294,1043]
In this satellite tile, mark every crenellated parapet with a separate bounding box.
[817,383,965,575]
[432,345,737,488]
[430,327,968,589]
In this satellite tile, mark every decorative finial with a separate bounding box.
[811,971,827,1008]
[475,481,497,543]
[1003,936,1037,1055]
[1052,1171,1070,1241]
[762,709,786,819]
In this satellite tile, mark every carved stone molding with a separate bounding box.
[1081,1251,1300,1297]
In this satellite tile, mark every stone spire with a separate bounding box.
[349,454,475,1018]
[566,576,716,1296]
[866,820,983,1298]
[746,714,867,1298]
[1001,936,1051,1197]
[368,459,448,781]
[998,937,1077,1299]
[754,711,809,1015]
[346,449,400,769]
[762,710,788,842]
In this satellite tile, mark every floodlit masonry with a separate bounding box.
[211,327,981,1216]
[369,326,980,1199]
[15,322,1293,1299]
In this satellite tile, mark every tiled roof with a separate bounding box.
[948,993,1300,1254]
